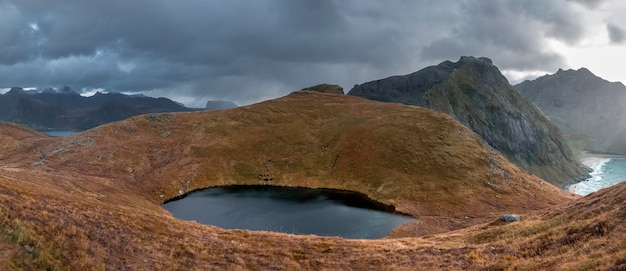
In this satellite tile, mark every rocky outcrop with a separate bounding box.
[300,84,345,94]
[349,56,588,187]
[499,214,521,223]
[515,68,626,154]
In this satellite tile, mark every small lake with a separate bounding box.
[40,131,78,137]
[162,185,414,239]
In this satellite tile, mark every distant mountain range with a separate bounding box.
[0,87,235,131]
[348,56,588,186]
[516,68,626,154]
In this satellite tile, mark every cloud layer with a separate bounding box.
[0,0,623,106]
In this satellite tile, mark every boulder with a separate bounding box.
[499,214,521,223]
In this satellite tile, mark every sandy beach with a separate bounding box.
[577,151,626,167]
[569,151,626,194]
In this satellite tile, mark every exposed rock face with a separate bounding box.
[205,100,238,110]
[349,56,588,187]
[300,84,344,94]
[516,68,626,154]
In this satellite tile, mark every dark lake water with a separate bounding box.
[162,185,415,239]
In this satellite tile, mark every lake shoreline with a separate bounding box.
[163,185,415,239]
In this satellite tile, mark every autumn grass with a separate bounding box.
[0,213,63,270]
[0,92,624,270]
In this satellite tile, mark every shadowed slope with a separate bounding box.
[349,57,589,187]
[0,91,580,270]
[516,68,626,154]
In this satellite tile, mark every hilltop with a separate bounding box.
[516,68,626,154]
[348,56,588,187]
[0,91,584,270]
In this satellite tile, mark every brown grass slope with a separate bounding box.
[0,122,48,160]
[24,91,571,228]
[456,181,626,270]
[0,91,594,270]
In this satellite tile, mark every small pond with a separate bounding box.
[162,185,414,239]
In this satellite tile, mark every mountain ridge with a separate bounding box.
[348,56,588,187]
[516,68,626,154]
[0,89,204,130]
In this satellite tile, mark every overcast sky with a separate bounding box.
[1,0,625,107]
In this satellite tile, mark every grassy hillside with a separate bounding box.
[0,91,609,270]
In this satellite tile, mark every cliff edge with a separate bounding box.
[349,56,589,187]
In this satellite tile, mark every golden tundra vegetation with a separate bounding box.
[0,91,625,270]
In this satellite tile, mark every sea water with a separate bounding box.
[162,185,415,239]
[569,158,626,196]
[40,131,78,137]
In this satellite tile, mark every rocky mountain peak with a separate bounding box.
[348,56,588,186]
[6,87,25,95]
[552,67,597,81]
[516,67,626,154]
[458,56,493,65]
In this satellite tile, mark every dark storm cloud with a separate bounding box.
[421,0,585,71]
[0,0,608,106]
[0,0,418,105]
[607,23,626,43]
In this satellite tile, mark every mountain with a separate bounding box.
[0,91,582,269]
[515,68,626,154]
[348,56,588,187]
[205,100,238,110]
[0,89,200,130]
